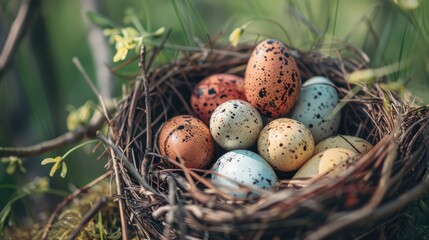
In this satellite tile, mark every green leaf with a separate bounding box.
[86,12,118,29]
[60,162,67,178]
[98,210,104,240]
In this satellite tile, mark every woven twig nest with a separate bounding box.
[106,41,429,239]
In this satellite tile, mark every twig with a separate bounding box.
[0,0,31,74]
[69,196,108,240]
[304,175,429,240]
[108,148,128,240]
[72,57,111,123]
[140,45,153,179]
[140,45,152,153]
[41,171,112,240]
[97,133,163,198]
[0,108,106,158]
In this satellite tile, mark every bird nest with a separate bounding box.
[105,40,429,239]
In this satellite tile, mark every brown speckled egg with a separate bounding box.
[158,115,215,169]
[191,74,246,124]
[244,39,301,117]
[257,118,314,172]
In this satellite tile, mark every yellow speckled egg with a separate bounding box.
[191,74,246,124]
[293,148,357,179]
[257,118,314,172]
[314,135,373,155]
[244,39,301,117]
[319,148,357,176]
[158,115,215,169]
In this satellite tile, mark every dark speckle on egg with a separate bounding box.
[191,74,246,124]
[158,115,215,169]
[244,39,301,117]
[210,100,263,150]
[290,76,341,143]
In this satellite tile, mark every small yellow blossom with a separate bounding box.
[229,27,244,48]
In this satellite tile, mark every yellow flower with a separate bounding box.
[41,156,63,177]
[103,28,120,44]
[66,112,79,131]
[229,27,244,48]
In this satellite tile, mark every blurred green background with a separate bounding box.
[0,0,428,227]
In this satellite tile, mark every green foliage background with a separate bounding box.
[0,0,428,232]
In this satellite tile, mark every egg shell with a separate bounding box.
[158,115,215,169]
[210,100,263,150]
[319,148,357,176]
[211,149,278,198]
[244,39,301,118]
[314,135,373,155]
[191,74,246,124]
[293,148,357,179]
[257,118,314,172]
[293,152,323,179]
[290,76,341,143]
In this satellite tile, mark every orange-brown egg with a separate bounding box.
[244,39,301,117]
[158,115,215,169]
[191,74,246,124]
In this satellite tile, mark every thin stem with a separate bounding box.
[62,139,99,159]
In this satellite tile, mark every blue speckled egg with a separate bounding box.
[290,76,341,143]
[211,149,277,198]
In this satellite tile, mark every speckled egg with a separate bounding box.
[210,100,263,150]
[244,39,301,117]
[211,149,278,198]
[257,118,314,172]
[314,135,373,154]
[158,115,215,169]
[293,148,357,179]
[319,148,357,176]
[290,76,341,143]
[191,74,246,124]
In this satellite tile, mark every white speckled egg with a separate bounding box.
[257,118,314,172]
[293,148,357,179]
[210,100,263,150]
[290,76,341,143]
[314,135,373,154]
[211,149,278,198]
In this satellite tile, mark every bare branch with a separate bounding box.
[0,0,32,73]
[0,108,106,158]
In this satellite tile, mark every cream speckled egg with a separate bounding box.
[211,149,278,198]
[319,148,357,176]
[191,74,246,124]
[293,148,357,179]
[290,76,341,143]
[158,115,215,169]
[244,39,301,117]
[210,100,263,150]
[314,135,373,154]
[257,118,314,172]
